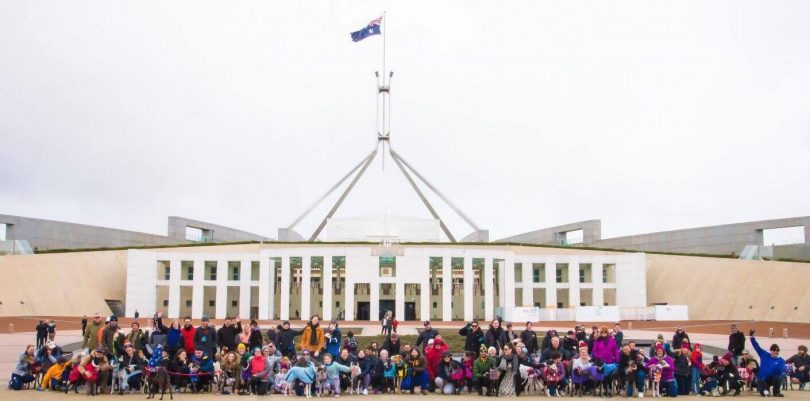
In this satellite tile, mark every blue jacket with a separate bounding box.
[326,328,342,358]
[751,337,785,380]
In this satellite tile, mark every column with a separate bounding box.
[522,260,533,306]
[301,256,311,319]
[463,256,473,321]
[497,259,506,310]
[239,259,251,318]
[421,277,431,322]
[568,258,580,308]
[259,257,270,320]
[191,258,204,319]
[593,261,604,306]
[503,257,515,308]
[322,255,333,321]
[215,258,227,319]
[268,258,276,319]
[395,280,405,321]
[370,281,380,322]
[168,259,181,318]
[280,257,291,320]
[345,279,355,322]
[441,256,452,321]
[484,258,494,321]
[545,258,557,309]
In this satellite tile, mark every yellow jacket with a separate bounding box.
[42,361,69,389]
[299,324,325,353]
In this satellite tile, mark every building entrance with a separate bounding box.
[356,302,370,320]
[379,300,395,320]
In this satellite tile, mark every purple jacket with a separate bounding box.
[647,356,675,382]
[591,337,619,364]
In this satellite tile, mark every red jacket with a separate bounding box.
[181,326,196,354]
[425,342,448,379]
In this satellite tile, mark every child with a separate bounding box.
[274,362,290,394]
[323,353,353,397]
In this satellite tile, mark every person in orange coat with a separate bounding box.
[299,315,325,358]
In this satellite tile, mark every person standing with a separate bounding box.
[82,313,103,351]
[134,309,140,319]
[459,320,485,354]
[484,319,508,355]
[749,330,786,397]
[275,321,301,358]
[180,316,197,355]
[217,316,242,353]
[728,324,746,364]
[81,315,88,336]
[415,321,439,350]
[35,320,48,349]
[300,315,325,359]
[504,322,518,343]
[614,323,624,348]
[519,322,539,355]
[194,315,218,358]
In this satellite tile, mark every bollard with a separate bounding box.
[769,327,774,337]
[783,328,789,338]
[8,323,13,334]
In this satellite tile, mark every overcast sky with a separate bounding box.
[1,0,809,242]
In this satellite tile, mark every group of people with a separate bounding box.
[9,315,810,399]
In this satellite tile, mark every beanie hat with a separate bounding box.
[578,341,588,349]
[693,343,702,350]
[656,334,664,340]
[721,352,733,363]
[770,344,780,352]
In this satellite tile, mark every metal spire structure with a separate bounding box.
[279,15,488,243]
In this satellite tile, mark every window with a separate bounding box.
[557,302,564,308]
[229,261,240,280]
[209,266,217,280]
[579,263,593,283]
[556,263,569,283]
[762,226,805,246]
[251,261,260,281]
[158,261,170,280]
[433,302,437,308]
[181,261,194,280]
[319,301,323,307]
[187,266,194,280]
[231,300,238,307]
[379,256,396,277]
[163,300,169,306]
[0,223,7,241]
[209,300,215,307]
[185,300,192,307]
[185,226,212,242]
[532,263,544,283]
[336,301,340,307]
[514,263,522,283]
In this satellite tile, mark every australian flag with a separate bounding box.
[350,16,382,42]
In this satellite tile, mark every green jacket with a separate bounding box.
[83,321,103,350]
[473,356,495,378]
